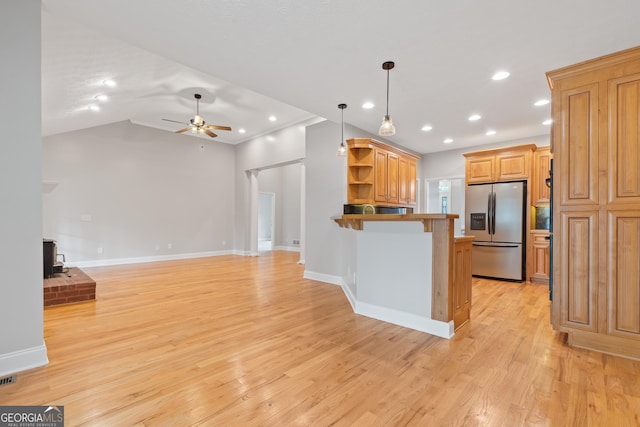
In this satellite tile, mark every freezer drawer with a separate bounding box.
[471,242,523,281]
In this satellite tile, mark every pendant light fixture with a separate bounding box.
[379,61,396,136]
[336,103,348,157]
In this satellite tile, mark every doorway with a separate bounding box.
[258,192,275,252]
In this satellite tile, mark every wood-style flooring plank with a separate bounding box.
[1,251,639,426]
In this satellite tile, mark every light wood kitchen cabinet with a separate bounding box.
[398,157,417,205]
[465,155,495,184]
[463,144,536,185]
[532,146,552,205]
[374,149,399,204]
[347,138,420,207]
[530,230,550,283]
[547,45,640,360]
[453,236,474,330]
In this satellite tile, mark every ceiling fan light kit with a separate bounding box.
[162,93,232,138]
[379,61,396,137]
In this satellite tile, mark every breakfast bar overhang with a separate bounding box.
[333,214,472,339]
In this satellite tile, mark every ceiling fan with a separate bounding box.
[162,93,232,138]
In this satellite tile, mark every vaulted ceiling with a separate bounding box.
[41,1,640,153]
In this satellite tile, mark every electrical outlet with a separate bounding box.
[167,243,172,249]
[293,239,300,245]
[97,247,103,254]
[155,244,160,251]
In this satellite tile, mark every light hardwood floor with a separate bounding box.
[2,251,640,426]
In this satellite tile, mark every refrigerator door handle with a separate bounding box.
[491,191,497,235]
[472,242,519,248]
[487,192,493,235]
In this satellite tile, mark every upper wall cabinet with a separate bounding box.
[463,144,537,185]
[346,138,420,207]
[532,146,553,205]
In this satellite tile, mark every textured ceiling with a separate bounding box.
[41,0,640,153]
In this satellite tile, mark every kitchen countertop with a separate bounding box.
[333,213,459,231]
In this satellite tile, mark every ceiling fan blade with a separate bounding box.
[162,118,187,124]
[176,127,191,134]
[204,129,218,138]
[206,125,232,131]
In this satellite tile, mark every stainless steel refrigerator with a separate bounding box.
[465,181,526,281]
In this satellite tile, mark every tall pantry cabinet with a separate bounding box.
[547,46,640,360]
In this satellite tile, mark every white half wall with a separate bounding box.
[304,120,421,283]
[0,0,49,376]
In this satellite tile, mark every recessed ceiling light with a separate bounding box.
[102,79,116,87]
[492,71,510,81]
[421,125,433,132]
[94,94,108,101]
[362,102,375,109]
[268,115,277,122]
[88,105,100,111]
[485,130,497,136]
[443,138,453,144]
[238,128,246,134]
[543,119,553,125]
[266,136,275,141]
[468,114,481,121]
[534,99,550,106]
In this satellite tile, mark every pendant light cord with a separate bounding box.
[341,107,344,141]
[386,69,390,116]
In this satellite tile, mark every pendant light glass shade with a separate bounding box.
[379,115,395,136]
[337,103,348,157]
[379,61,396,137]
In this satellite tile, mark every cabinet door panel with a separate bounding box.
[609,74,640,204]
[609,212,640,337]
[559,211,598,331]
[398,157,409,205]
[496,152,529,181]
[533,148,552,205]
[409,160,417,205]
[387,153,399,203]
[374,150,388,203]
[466,156,495,184]
[531,233,550,281]
[560,84,599,205]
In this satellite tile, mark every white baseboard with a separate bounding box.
[69,250,236,268]
[341,282,356,310]
[354,302,454,339]
[303,270,344,286]
[305,270,454,339]
[0,343,48,377]
[273,245,300,252]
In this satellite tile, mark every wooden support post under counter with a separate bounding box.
[333,214,474,338]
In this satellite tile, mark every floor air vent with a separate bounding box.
[0,375,16,386]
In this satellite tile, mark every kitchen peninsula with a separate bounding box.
[333,213,473,338]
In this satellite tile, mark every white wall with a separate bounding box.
[42,121,236,265]
[234,118,320,252]
[0,0,49,376]
[279,163,301,249]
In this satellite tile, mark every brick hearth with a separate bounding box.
[44,267,96,307]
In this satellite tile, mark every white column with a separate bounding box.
[249,169,259,256]
[299,162,306,264]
